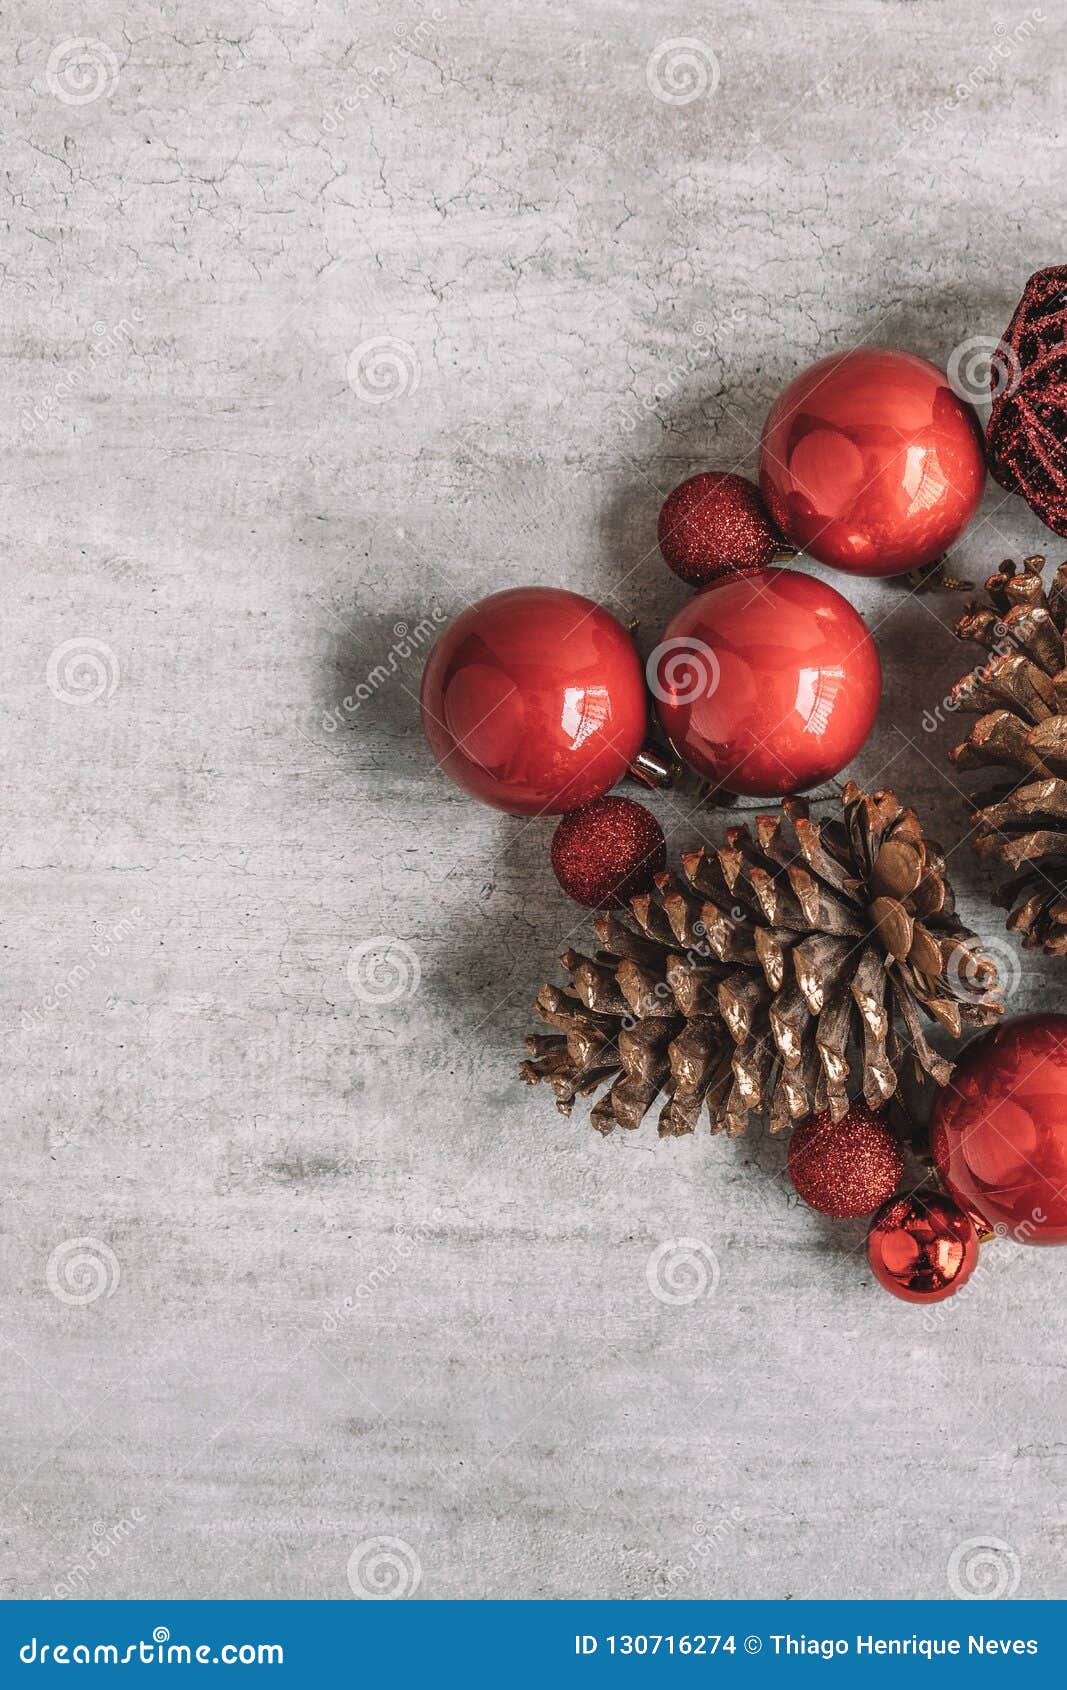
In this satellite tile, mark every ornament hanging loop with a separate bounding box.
[627,744,680,789]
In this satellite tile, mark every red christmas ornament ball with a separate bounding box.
[420,587,647,817]
[551,796,666,908]
[788,1103,904,1219]
[650,568,881,796]
[759,348,986,577]
[867,1193,979,1303]
[658,472,783,586]
[931,1013,1067,1245]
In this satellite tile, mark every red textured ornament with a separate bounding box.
[987,265,1067,538]
[551,796,666,908]
[867,1193,979,1303]
[788,1103,904,1218]
[658,472,784,586]
[759,348,986,576]
[420,588,647,817]
[931,1013,1067,1245]
[650,568,881,796]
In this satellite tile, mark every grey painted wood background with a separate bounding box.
[4,0,1064,1601]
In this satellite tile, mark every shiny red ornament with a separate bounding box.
[650,568,881,796]
[931,1013,1067,1245]
[759,348,986,577]
[788,1103,904,1218]
[658,472,784,586]
[867,1192,979,1303]
[550,796,666,908]
[420,587,647,817]
[987,265,1067,538]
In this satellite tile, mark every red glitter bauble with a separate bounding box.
[987,265,1067,538]
[551,796,666,908]
[931,1013,1067,1245]
[650,568,881,796]
[788,1103,904,1218]
[867,1193,979,1304]
[658,472,784,586]
[759,348,986,576]
[420,587,646,817]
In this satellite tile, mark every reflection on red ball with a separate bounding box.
[759,348,986,577]
[649,568,881,796]
[931,1013,1067,1245]
[867,1193,980,1303]
[419,587,646,816]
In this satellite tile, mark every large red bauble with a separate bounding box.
[650,568,881,796]
[867,1193,980,1303]
[419,587,647,816]
[759,348,986,577]
[931,1013,1067,1245]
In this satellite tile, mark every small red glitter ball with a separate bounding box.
[551,796,666,908]
[788,1103,905,1219]
[867,1193,979,1304]
[657,472,783,586]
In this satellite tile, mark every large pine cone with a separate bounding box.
[950,554,1067,953]
[987,266,1067,539]
[520,784,1002,1138]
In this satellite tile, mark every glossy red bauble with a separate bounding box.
[551,796,666,908]
[658,472,783,586]
[931,1013,1067,1245]
[649,568,881,796]
[867,1193,980,1303]
[420,587,647,817]
[759,348,986,577]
